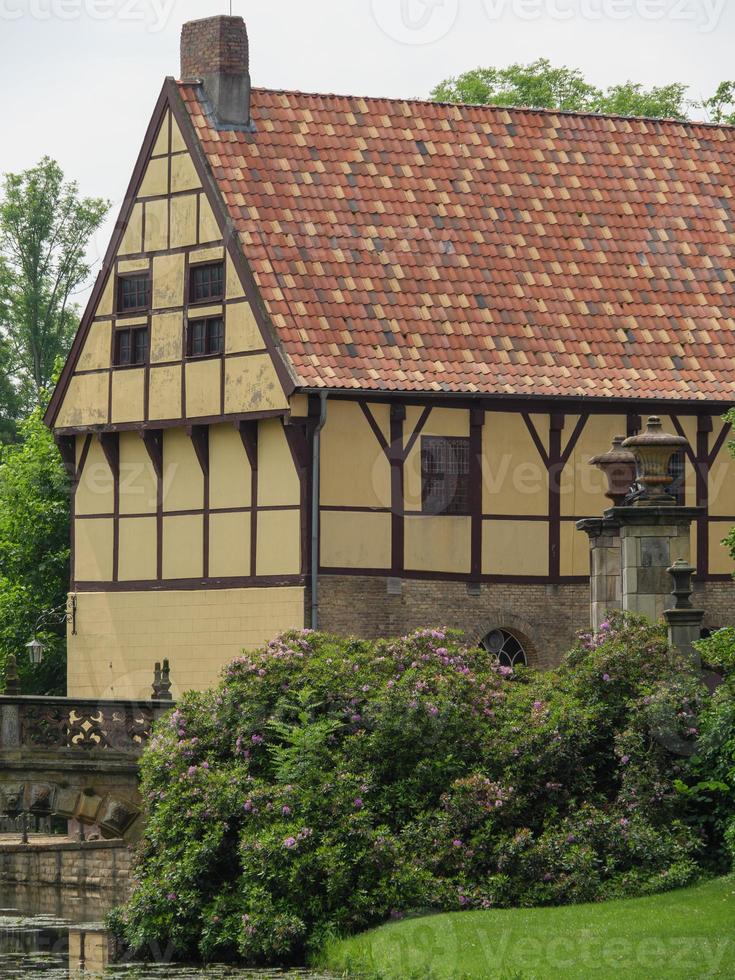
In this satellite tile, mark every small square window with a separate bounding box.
[187,317,224,358]
[421,436,471,516]
[190,262,224,303]
[117,274,150,313]
[114,327,148,367]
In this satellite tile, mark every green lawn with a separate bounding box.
[318,877,735,979]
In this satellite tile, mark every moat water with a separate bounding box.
[0,885,341,979]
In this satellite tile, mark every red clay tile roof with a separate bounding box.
[179,82,735,402]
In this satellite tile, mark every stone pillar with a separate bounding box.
[615,506,702,622]
[577,517,621,631]
[664,559,704,667]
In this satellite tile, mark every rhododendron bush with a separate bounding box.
[114,613,721,966]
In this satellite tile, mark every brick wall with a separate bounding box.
[314,574,735,669]
[314,575,592,669]
[181,16,249,78]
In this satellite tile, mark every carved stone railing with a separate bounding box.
[0,696,174,757]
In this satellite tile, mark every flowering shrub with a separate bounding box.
[114,614,719,966]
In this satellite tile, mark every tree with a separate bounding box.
[430,60,694,122]
[0,401,70,695]
[702,82,735,126]
[0,157,109,416]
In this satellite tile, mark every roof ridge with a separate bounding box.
[185,80,735,133]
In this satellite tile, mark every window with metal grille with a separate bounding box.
[190,262,224,303]
[481,629,528,669]
[668,450,686,504]
[114,327,148,366]
[421,436,470,516]
[187,317,224,358]
[117,274,150,313]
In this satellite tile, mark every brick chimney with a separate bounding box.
[180,16,251,129]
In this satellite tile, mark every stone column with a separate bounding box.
[614,506,702,621]
[577,517,622,631]
[664,559,704,667]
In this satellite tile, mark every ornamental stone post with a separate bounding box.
[578,417,704,631]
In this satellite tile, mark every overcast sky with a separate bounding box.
[2,0,734,301]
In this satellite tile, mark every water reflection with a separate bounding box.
[0,901,341,978]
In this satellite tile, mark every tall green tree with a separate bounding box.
[0,401,70,695]
[430,60,700,122]
[0,157,109,417]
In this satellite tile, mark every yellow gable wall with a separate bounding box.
[53,107,288,431]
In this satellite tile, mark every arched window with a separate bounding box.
[481,629,528,669]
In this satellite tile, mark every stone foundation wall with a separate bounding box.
[314,576,592,670]
[0,839,132,904]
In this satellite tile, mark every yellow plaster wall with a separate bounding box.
[224,354,288,414]
[560,521,591,577]
[483,521,549,577]
[153,253,184,310]
[150,313,183,363]
[226,301,263,354]
[118,517,157,581]
[321,400,391,509]
[210,424,252,509]
[119,203,143,255]
[56,374,108,429]
[144,198,169,252]
[170,193,198,248]
[209,512,250,578]
[162,514,204,579]
[75,439,114,516]
[149,366,182,419]
[67,586,306,698]
[75,519,114,582]
[171,153,201,194]
[257,420,301,507]
[482,412,549,516]
[199,195,220,243]
[405,516,471,574]
[162,428,203,511]
[256,509,301,576]
[226,254,245,299]
[561,414,626,518]
[709,523,735,575]
[321,511,391,569]
[705,421,735,517]
[77,322,111,372]
[151,111,170,157]
[138,157,168,198]
[111,368,145,424]
[185,358,221,418]
[119,432,157,515]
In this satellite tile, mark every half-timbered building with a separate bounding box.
[46,16,735,698]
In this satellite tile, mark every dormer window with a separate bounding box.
[188,316,224,358]
[190,261,224,303]
[117,273,150,313]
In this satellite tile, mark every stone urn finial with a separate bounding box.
[3,652,21,695]
[668,558,696,610]
[590,436,637,505]
[622,417,688,505]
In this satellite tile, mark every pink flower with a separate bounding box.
[621,755,630,765]
[354,797,363,810]
[251,734,264,745]
[452,839,463,848]
[602,674,611,682]
[283,836,297,849]
[282,805,291,816]
[167,892,177,901]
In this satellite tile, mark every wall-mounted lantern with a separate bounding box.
[622,417,689,504]
[25,638,45,665]
[589,436,637,505]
